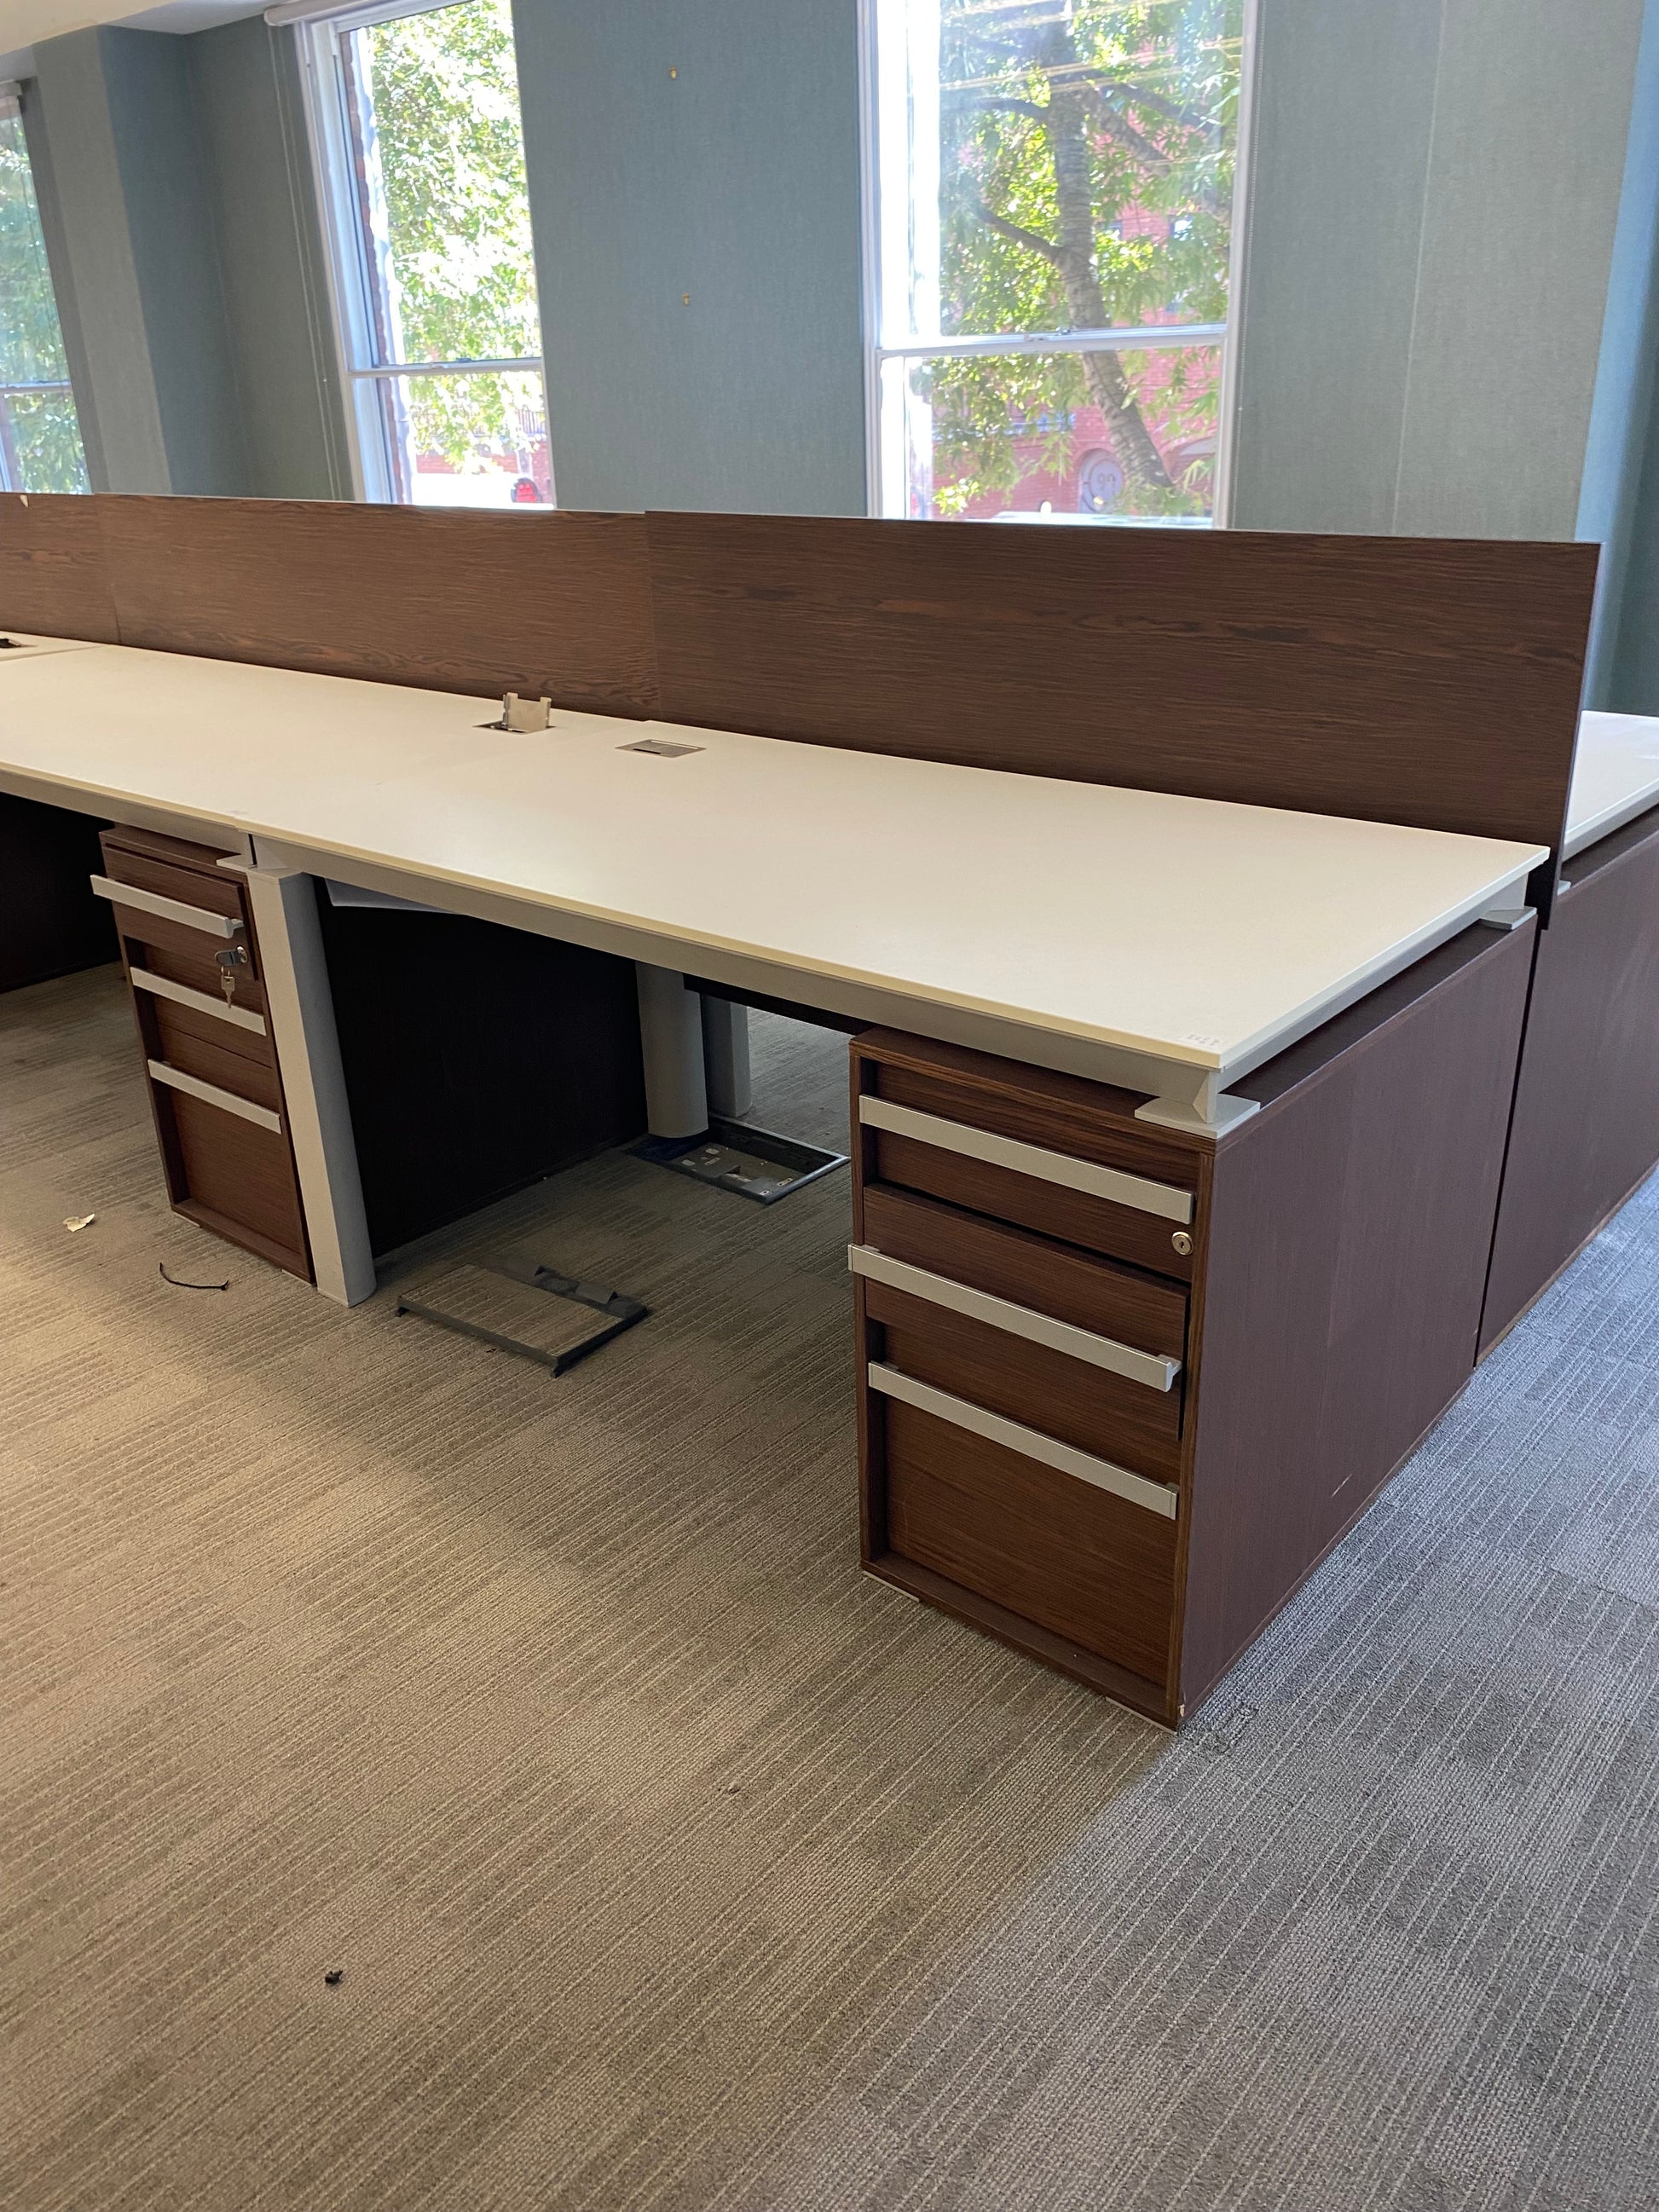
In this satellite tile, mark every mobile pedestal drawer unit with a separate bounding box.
[851,914,1537,1726]
[93,826,313,1282]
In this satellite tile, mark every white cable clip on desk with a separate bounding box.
[487,692,552,733]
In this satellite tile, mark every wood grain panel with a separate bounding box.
[1179,919,1535,1711]
[882,1395,1176,1684]
[164,1090,309,1273]
[98,497,658,715]
[1480,808,1659,1353]
[861,1181,1188,1355]
[647,512,1593,850]
[149,1008,282,1112]
[0,493,118,641]
[870,1284,1182,1481]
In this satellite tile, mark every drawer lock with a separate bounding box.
[1171,1231,1193,1257]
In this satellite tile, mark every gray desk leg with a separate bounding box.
[241,863,377,1306]
[636,964,708,1138]
[701,996,752,1120]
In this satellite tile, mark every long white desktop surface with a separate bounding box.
[0,642,1545,1121]
[1565,712,1659,862]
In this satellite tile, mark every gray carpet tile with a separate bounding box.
[2,965,1655,2212]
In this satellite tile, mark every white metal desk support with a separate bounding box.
[237,858,376,1305]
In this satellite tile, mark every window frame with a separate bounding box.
[857,0,1258,528]
[292,0,552,507]
[0,84,90,496]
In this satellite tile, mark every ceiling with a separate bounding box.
[1,0,266,79]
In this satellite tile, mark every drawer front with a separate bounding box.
[136,938,269,1019]
[165,1089,309,1267]
[866,1278,1182,1481]
[881,1392,1176,1684]
[149,1004,283,1113]
[98,835,247,925]
[860,1183,1187,1358]
[870,1125,1194,1279]
[864,1062,1199,1280]
[97,829,258,984]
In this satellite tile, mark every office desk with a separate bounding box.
[1482,712,1659,1351]
[0,641,1551,1720]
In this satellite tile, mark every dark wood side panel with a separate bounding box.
[1179,920,1535,1712]
[97,497,658,716]
[1481,808,1659,1353]
[647,512,1593,851]
[0,794,115,992]
[0,492,118,640]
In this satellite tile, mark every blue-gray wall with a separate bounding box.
[26,16,345,499]
[510,0,865,515]
[188,15,350,500]
[1231,0,1650,542]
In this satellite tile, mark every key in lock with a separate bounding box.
[215,944,250,1003]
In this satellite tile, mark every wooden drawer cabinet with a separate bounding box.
[851,929,1535,1724]
[96,826,312,1283]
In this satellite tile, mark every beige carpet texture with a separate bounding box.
[3,967,1656,2212]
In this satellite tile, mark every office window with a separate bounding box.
[302,0,551,506]
[0,91,89,494]
[866,1,1247,525]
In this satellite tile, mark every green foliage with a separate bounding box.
[360,0,540,471]
[0,107,89,494]
[927,0,1241,516]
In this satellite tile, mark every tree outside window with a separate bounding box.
[307,0,550,507]
[870,0,1246,524]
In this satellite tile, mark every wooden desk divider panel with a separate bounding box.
[852,916,1536,1725]
[95,497,659,716]
[1479,804,1659,1355]
[0,492,120,642]
[646,512,1596,862]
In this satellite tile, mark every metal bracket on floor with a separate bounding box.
[632,1116,848,1204]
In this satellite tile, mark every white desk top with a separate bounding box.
[0,633,95,662]
[1565,713,1659,862]
[0,643,1545,1107]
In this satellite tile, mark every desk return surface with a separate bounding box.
[0,644,1544,1126]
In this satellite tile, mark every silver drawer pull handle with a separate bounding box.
[147,1059,281,1134]
[130,967,267,1037]
[859,1095,1193,1225]
[850,1245,1179,1392]
[90,875,244,941]
[869,1362,1177,1520]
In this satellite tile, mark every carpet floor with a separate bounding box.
[3,965,1656,2212]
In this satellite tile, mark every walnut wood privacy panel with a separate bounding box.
[95,498,659,715]
[1479,806,1659,1354]
[646,512,1596,854]
[0,493,119,643]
